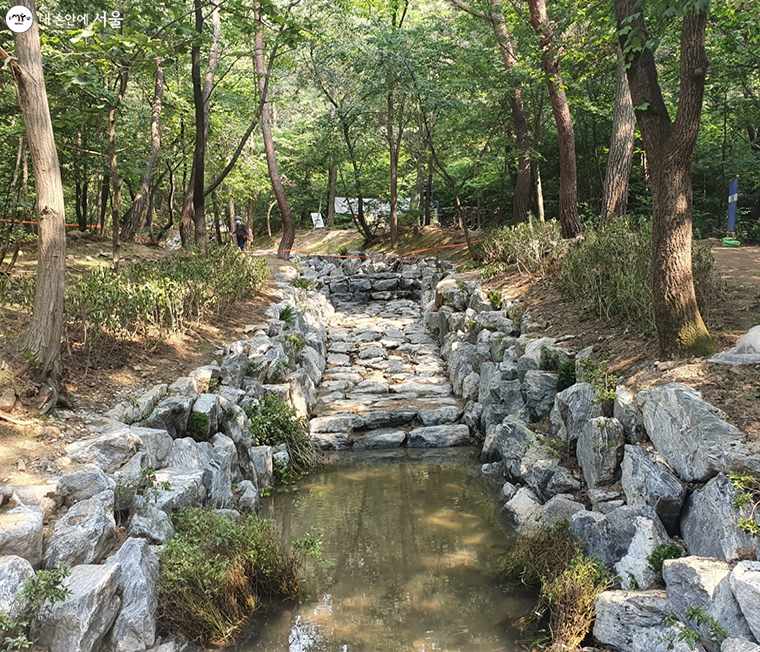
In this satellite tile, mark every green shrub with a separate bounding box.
[281,333,306,361]
[578,358,618,405]
[478,216,566,278]
[290,277,313,290]
[729,471,760,537]
[245,395,315,474]
[0,563,71,651]
[499,521,611,650]
[557,360,576,391]
[539,344,561,372]
[65,248,268,347]
[279,306,296,328]
[157,508,302,644]
[486,289,503,310]
[647,542,685,580]
[556,217,718,336]
[337,244,349,256]
[186,412,211,442]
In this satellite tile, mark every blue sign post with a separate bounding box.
[723,177,740,247]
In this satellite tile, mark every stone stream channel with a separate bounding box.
[4,253,760,652]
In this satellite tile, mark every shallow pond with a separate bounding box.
[232,449,534,652]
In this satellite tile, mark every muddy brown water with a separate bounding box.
[232,449,534,652]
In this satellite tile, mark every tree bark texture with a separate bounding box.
[108,67,129,270]
[191,0,208,255]
[12,0,67,390]
[527,0,581,238]
[254,1,295,259]
[600,45,635,222]
[326,162,337,228]
[122,58,164,240]
[614,0,712,357]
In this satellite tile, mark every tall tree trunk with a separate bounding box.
[99,173,110,233]
[326,162,337,228]
[122,58,164,240]
[108,67,129,271]
[614,0,712,357]
[528,0,581,238]
[191,0,208,254]
[10,0,66,399]
[387,89,402,248]
[266,200,276,238]
[254,1,295,259]
[600,45,635,223]
[212,189,222,244]
[534,159,545,222]
[180,0,221,249]
[424,155,433,226]
[228,197,235,243]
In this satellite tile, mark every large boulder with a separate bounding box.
[614,385,646,443]
[0,506,43,568]
[0,555,34,616]
[296,346,325,386]
[730,561,760,642]
[235,480,260,513]
[614,515,670,590]
[435,277,469,312]
[722,639,760,652]
[523,370,558,421]
[287,369,318,418]
[106,384,168,426]
[417,405,463,426]
[663,556,753,651]
[65,428,143,473]
[577,417,625,489]
[220,353,249,388]
[166,438,232,508]
[550,382,603,444]
[43,490,116,569]
[152,469,206,513]
[248,446,274,488]
[35,563,122,652]
[130,428,173,469]
[621,445,686,536]
[501,487,543,531]
[517,337,569,379]
[56,466,114,506]
[309,414,365,433]
[680,474,756,562]
[187,393,220,441]
[407,425,471,448]
[127,504,174,545]
[352,429,406,450]
[638,383,760,482]
[107,538,159,652]
[143,397,194,440]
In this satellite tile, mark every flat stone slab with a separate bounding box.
[352,429,407,450]
[391,382,452,397]
[309,414,365,433]
[361,410,417,429]
[309,432,352,451]
[407,425,471,448]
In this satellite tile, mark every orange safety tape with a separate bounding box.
[246,240,477,259]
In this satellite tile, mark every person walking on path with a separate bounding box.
[234,216,249,251]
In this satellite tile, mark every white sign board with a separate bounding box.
[310,212,325,228]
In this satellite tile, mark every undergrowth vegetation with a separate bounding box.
[499,521,611,650]
[157,508,303,645]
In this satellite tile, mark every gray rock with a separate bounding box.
[484,416,557,485]
[730,562,760,642]
[236,480,260,512]
[550,383,603,443]
[577,417,625,489]
[461,401,484,439]
[57,466,114,506]
[220,404,252,446]
[309,414,365,433]
[107,538,159,652]
[681,474,756,563]
[614,385,646,442]
[188,364,221,392]
[352,430,406,450]
[221,353,250,388]
[143,397,194,440]
[500,482,517,502]
[638,383,760,482]
[66,428,143,473]
[529,463,582,501]
[575,345,594,382]
[517,338,568,379]
[542,494,586,524]
[106,385,168,425]
[593,590,673,652]
[217,386,246,405]
[361,410,417,429]
[0,555,34,616]
[127,506,174,544]
[167,376,198,398]
[435,277,469,312]
[130,427,173,469]
[621,445,686,536]
[309,432,352,450]
[152,469,206,513]
[0,505,43,568]
[187,393,220,441]
[571,505,662,568]
[417,405,463,426]
[43,490,116,569]
[523,370,558,420]
[481,461,505,477]
[722,639,760,652]
[664,556,753,651]
[9,484,57,521]
[167,438,232,508]
[614,515,670,590]
[35,563,122,652]
[502,487,543,531]
[248,446,274,488]
[407,424,471,448]
[479,378,526,434]
[461,371,480,401]
[296,346,325,386]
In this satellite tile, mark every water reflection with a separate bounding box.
[232,450,532,652]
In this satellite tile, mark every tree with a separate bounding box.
[527,0,582,238]
[614,0,713,356]
[5,0,67,408]
[253,0,295,260]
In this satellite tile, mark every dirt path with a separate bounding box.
[710,241,760,288]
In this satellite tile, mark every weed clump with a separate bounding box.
[539,344,561,372]
[557,360,576,391]
[647,542,685,580]
[245,394,315,475]
[157,508,302,645]
[499,521,611,650]
[186,412,211,441]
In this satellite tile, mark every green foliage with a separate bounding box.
[337,245,349,257]
[157,508,302,644]
[578,358,619,404]
[557,360,577,392]
[279,306,297,328]
[479,262,510,280]
[290,277,314,290]
[539,344,561,372]
[647,542,685,580]
[245,395,315,474]
[478,217,567,278]
[280,333,306,361]
[499,521,611,650]
[0,563,71,651]
[662,606,729,651]
[65,250,268,348]
[486,289,503,310]
[186,412,211,442]
[729,472,760,537]
[556,218,718,336]
[114,467,170,514]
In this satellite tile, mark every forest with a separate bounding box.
[0,0,759,394]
